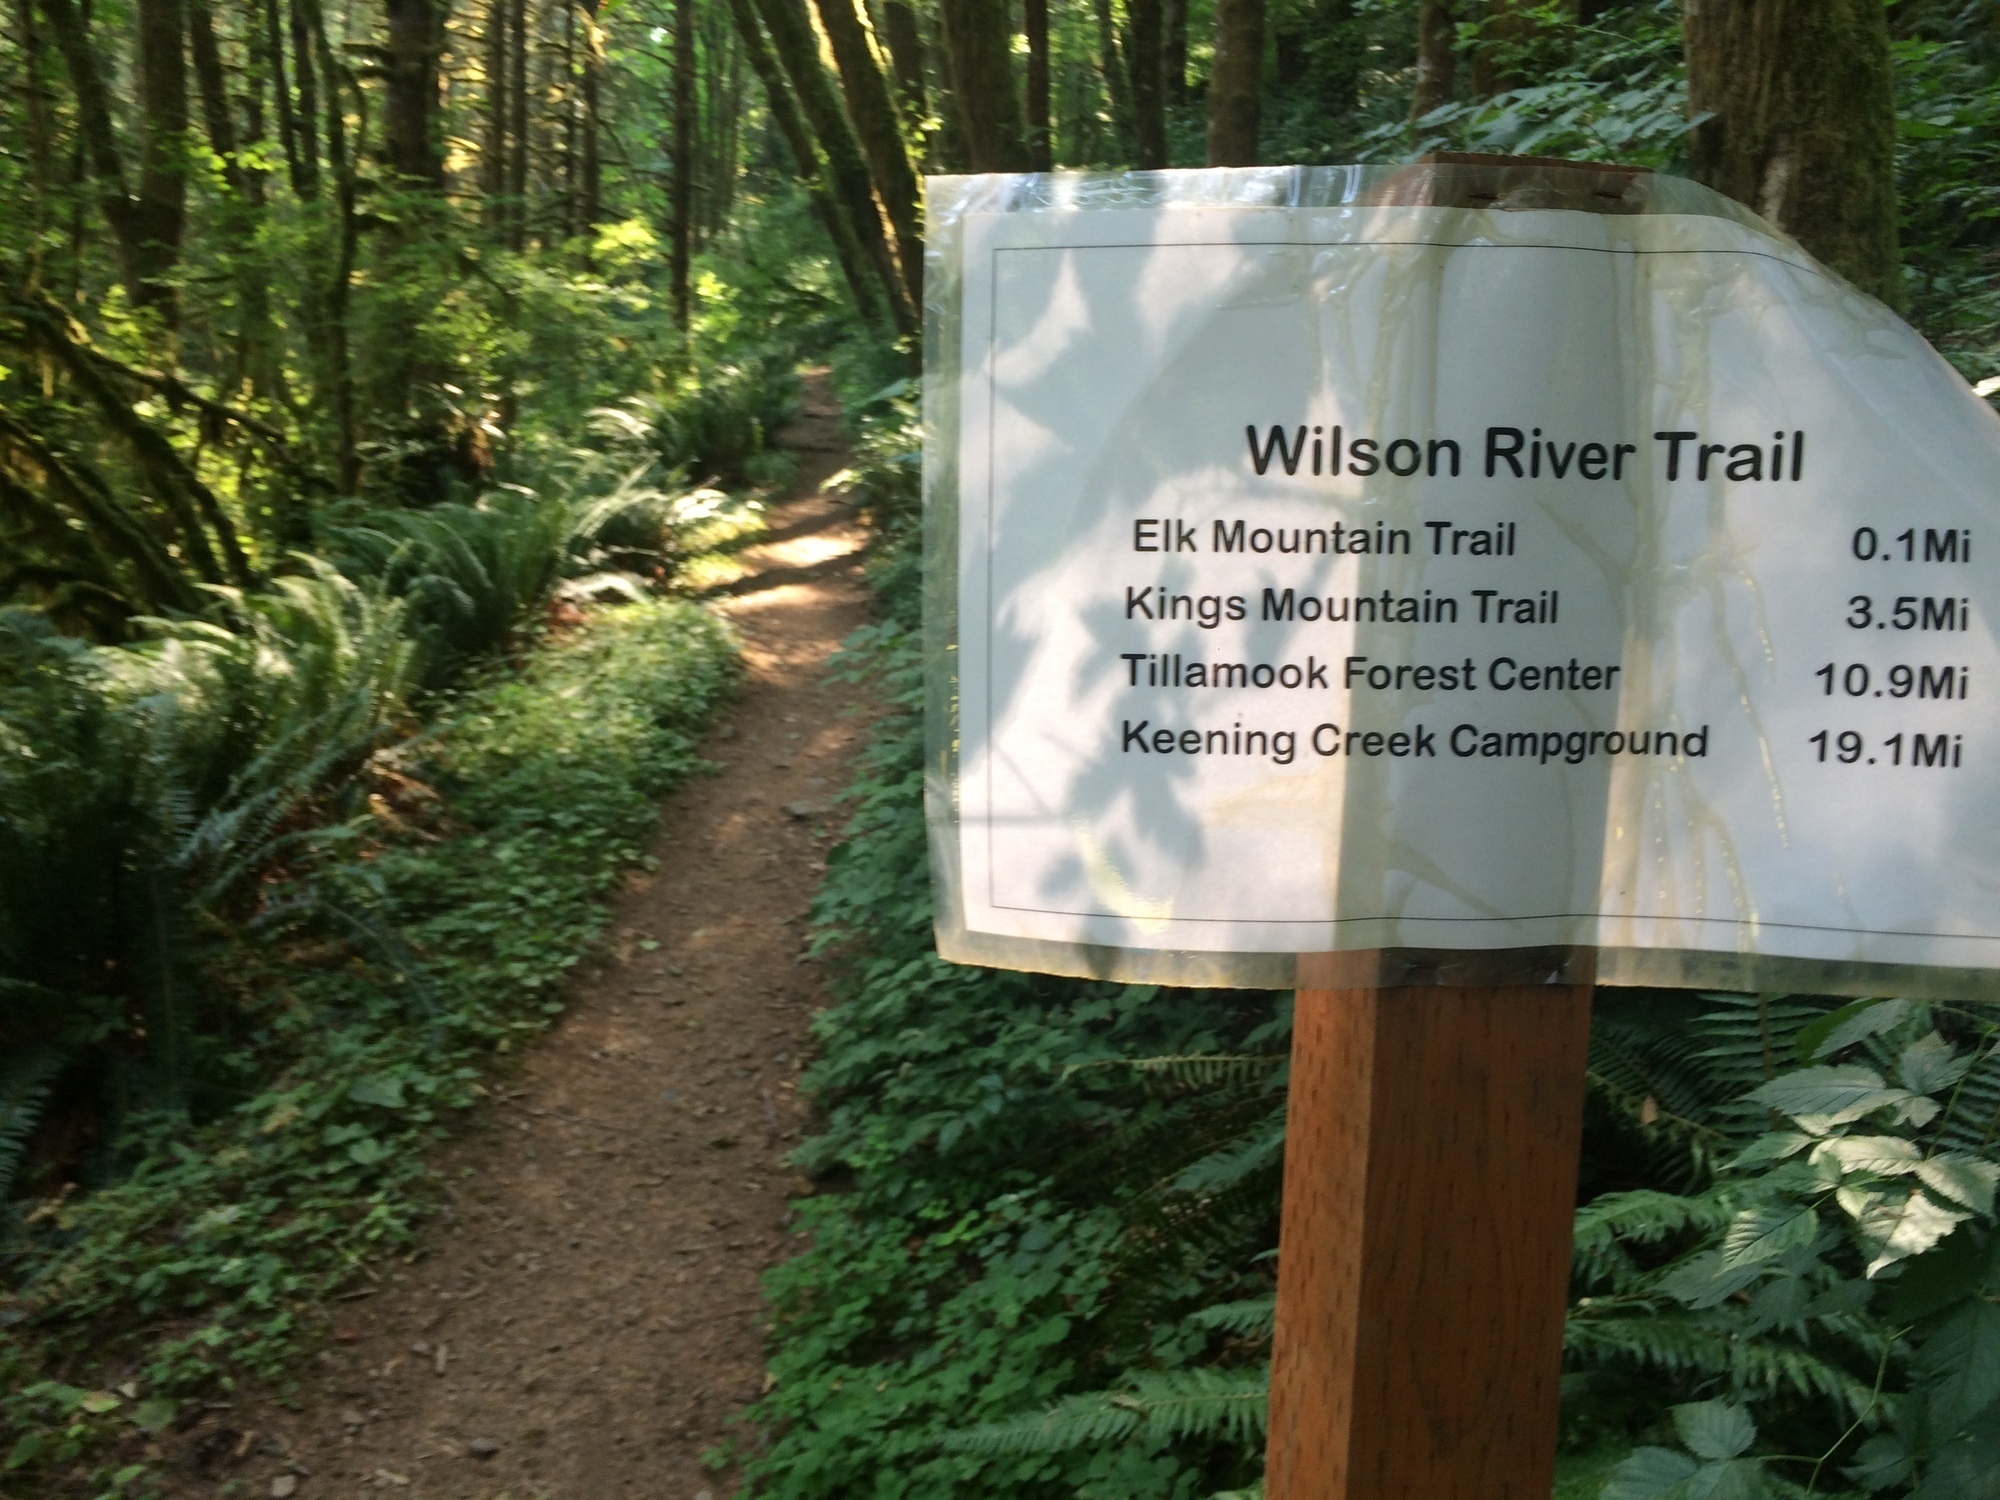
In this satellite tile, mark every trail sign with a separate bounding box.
[923,157,2000,1500]
[925,158,2000,1001]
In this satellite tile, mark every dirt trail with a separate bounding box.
[160,378,871,1500]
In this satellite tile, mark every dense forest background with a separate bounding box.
[3,0,2000,1497]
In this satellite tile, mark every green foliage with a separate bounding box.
[0,597,735,1490]
[1569,996,2000,1496]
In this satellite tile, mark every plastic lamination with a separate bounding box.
[922,163,2000,998]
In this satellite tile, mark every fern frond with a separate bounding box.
[1062,1054,1285,1091]
[1187,1298,1276,1340]
[0,1048,63,1199]
[1565,1312,1881,1421]
[938,1367,1269,1455]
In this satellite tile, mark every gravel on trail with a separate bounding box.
[155,379,873,1500]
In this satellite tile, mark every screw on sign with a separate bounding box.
[922,154,2000,1496]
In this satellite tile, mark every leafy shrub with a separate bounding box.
[1,599,736,1490]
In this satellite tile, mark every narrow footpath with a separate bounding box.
[159,379,872,1500]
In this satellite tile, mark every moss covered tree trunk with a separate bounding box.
[812,0,923,306]
[938,0,1032,172]
[752,0,913,332]
[725,0,886,328]
[671,0,693,325]
[1684,0,1901,303]
[1205,0,1263,166]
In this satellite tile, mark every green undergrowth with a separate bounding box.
[1,599,736,1495]
[740,390,1284,1499]
[746,386,2000,1500]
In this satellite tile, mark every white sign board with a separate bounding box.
[925,168,2000,994]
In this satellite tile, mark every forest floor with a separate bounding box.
[154,376,872,1500]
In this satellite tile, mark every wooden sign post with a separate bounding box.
[1266,973,1593,1498]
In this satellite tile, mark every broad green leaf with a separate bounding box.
[1732,1132,1813,1168]
[1918,1424,2000,1500]
[77,1391,122,1414]
[1811,1135,1922,1177]
[1721,1205,1818,1268]
[1748,1066,1913,1131]
[347,1137,393,1166]
[1844,1433,1912,1493]
[1851,1186,1973,1277]
[1660,1250,1766,1309]
[1673,1399,1757,1461]
[1799,997,1915,1062]
[1603,1447,1700,1499]
[1915,1155,2000,1216]
[1916,1300,2000,1439]
[347,1074,407,1109]
[1899,1033,1973,1096]
[129,1397,176,1432]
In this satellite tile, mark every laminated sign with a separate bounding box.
[921,163,2000,997]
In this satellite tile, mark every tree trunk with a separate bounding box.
[132,0,189,320]
[309,0,358,490]
[1469,0,1536,98]
[1411,0,1455,122]
[382,0,444,188]
[1684,0,1900,303]
[671,0,694,326]
[559,0,576,237]
[190,0,281,408]
[938,0,1032,172]
[18,0,54,278]
[579,0,602,243]
[1023,0,1051,170]
[39,0,154,306]
[753,0,913,332]
[508,0,528,248]
[813,0,922,305]
[879,0,926,134]
[1163,0,1186,106]
[482,0,507,227]
[1091,0,1130,153]
[1128,0,1165,168]
[1205,0,1263,166]
[725,0,886,327]
[289,0,321,193]
[926,10,966,169]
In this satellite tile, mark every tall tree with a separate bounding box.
[579,0,602,242]
[752,0,912,332]
[1684,0,1901,303]
[1023,0,1051,171]
[1092,0,1130,151]
[288,0,321,194]
[507,0,528,247]
[1163,0,1187,107]
[1469,0,1538,98]
[878,0,927,137]
[1128,0,1165,169]
[1411,0,1455,122]
[724,0,886,325]
[812,0,922,307]
[133,0,190,320]
[1205,0,1263,166]
[938,0,1032,172]
[38,0,182,315]
[481,0,508,227]
[670,0,693,324]
[382,0,445,187]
